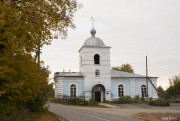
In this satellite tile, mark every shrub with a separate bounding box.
[54,97,99,106]
[87,99,99,106]
[66,97,84,105]
[66,98,99,106]
[26,84,50,112]
[133,95,140,103]
[0,100,37,121]
[167,97,178,103]
[118,96,132,104]
[0,100,16,121]
[148,99,170,106]
[140,97,146,102]
[133,95,148,103]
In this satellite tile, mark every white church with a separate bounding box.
[54,27,158,102]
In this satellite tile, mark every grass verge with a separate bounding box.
[132,112,180,121]
[35,111,60,121]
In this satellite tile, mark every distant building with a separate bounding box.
[54,27,158,102]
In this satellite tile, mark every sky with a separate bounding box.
[41,0,180,89]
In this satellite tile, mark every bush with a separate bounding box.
[87,99,99,106]
[118,96,133,104]
[133,95,141,103]
[0,100,38,121]
[133,95,148,103]
[0,100,17,121]
[66,97,85,105]
[110,96,133,104]
[167,97,178,103]
[54,97,99,106]
[26,84,50,112]
[148,99,170,106]
[56,97,86,105]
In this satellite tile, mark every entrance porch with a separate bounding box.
[92,84,105,102]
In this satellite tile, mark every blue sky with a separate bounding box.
[42,0,180,89]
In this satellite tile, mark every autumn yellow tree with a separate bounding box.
[0,54,48,104]
[0,0,79,113]
[0,0,78,54]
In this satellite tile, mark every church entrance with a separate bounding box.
[92,84,105,102]
[95,91,101,102]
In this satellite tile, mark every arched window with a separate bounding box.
[118,84,124,97]
[95,70,100,77]
[70,84,76,98]
[94,54,100,64]
[141,85,147,98]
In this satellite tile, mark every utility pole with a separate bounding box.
[146,56,149,101]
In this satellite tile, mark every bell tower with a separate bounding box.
[78,27,111,101]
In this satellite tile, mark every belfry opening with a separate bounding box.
[94,54,100,64]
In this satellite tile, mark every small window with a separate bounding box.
[118,84,124,97]
[70,84,76,98]
[95,70,100,77]
[94,54,100,64]
[141,85,147,98]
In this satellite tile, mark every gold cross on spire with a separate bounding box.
[91,17,95,27]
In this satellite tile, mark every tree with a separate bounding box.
[0,0,78,55]
[157,86,165,98]
[166,75,180,98]
[112,63,134,73]
[0,0,79,112]
[0,53,49,104]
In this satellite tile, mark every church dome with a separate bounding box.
[83,36,105,47]
[83,28,105,47]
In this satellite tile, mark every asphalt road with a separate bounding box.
[48,103,140,121]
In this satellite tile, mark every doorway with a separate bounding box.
[92,84,105,102]
[95,91,101,102]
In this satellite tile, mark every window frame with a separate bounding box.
[70,84,76,98]
[118,84,124,97]
[141,85,147,98]
[95,69,100,77]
